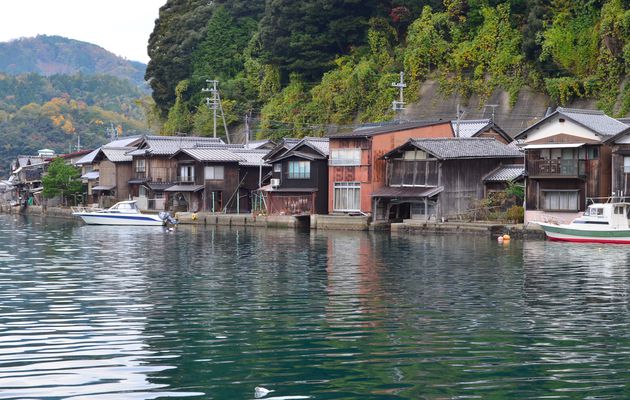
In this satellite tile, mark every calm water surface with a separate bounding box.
[2,214,630,399]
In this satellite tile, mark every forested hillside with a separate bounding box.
[146,0,630,140]
[0,35,147,86]
[0,73,152,176]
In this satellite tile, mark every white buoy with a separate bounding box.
[255,386,274,398]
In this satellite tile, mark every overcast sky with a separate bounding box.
[0,0,166,63]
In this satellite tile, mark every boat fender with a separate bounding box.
[192,213,197,221]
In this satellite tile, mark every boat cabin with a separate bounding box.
[573,202,630,229]
[107,201,141,213]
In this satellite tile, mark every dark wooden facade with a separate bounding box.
[524,145,610,212]
[265,139,329,215]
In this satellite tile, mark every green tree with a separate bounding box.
[42,158,83,205]
[257,0,379,82]
[145,0,214,118]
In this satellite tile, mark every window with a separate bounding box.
[274,163,282,173]
[288,161,310,179]
[587,146,599,160]
[543,190,579,211]
[139,185,148,197]
[624,157,630,173]
[330,148,361,165]
[334,182,361,211]
[135,159,146,172]
[204,165,224,180]
[180,165,194,182]
[155,192,164,199]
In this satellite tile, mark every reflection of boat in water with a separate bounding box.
[72,200,167,226]
[535,201,630,244]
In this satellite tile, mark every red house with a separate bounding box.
[327,120,454,215]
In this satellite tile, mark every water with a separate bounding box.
[2,215,630,399]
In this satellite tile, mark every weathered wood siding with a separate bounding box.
[387,160,439,187]
[328,122,453,214]
[611,145,630,195]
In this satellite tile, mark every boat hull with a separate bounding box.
[536,222,630,244]
[73,212,164,226]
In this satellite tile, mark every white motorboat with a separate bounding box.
[535,201,630,244]
[72,200,166,226]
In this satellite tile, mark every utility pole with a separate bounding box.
[391,71,406,118]
[245,112,251,146]
[76,133,81,152]
[484,104,499,122]
[202,79,230,143]
[455,104,466,137]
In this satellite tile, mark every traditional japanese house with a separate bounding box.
[451,119,513,144]
[9,150,52,205]
[75,136,142,205]
[373,138,523,222]
[604,126,630,196]
[482,164,526,197]
[327,120,453,215]
[90,147,135,206]
[126,135,225,210]
[515,107,628,222]
[262,137,329,215]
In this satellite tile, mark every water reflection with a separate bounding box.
[3,216,630,399]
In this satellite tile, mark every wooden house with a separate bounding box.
[327,120,454,215]
[515,108,627,222]
[90,147,135,206]
[169,148,271,213]
[374,138,523,222]
[262,137,329,215]
[126,135,225,210]
[604,126,630,196]
[75,136,143,205]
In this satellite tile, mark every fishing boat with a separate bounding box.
[72,200,166,226]
[535,201,630,244]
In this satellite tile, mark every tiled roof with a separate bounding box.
[557,107,628,136]
[302,137,329,156]
[129,135,225,156]
[483,164,525,182]
[178,148,244,162]
[329,120,444,138]
[17,156,48,167]
[231,149,270,167]
[371,186,444,198]
[102,147,135,162]
[451,119,491,138]
[409,138,524,160]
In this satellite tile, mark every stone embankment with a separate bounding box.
[0,204,544,238]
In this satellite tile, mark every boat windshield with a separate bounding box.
[584,207,603,217]
[108,202,140,213]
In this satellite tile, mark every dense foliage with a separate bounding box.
[147,0,630,140]
[41,157,83,205]
[0,73,151,176]
[0,35,147,86]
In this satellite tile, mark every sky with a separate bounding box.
[0,0,166,63]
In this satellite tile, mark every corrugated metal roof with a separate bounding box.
[75,148,100,165]
[102,147,134,162]
[483,164,525,182]
[409,138,523,159]
[371,186,444,198]
[557,107,627,136]
[80,171,99,180]
[179,148,244,162]
[451,119,491,138]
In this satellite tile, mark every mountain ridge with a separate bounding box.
[0,35,147,86]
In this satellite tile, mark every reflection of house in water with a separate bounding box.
[324,233,383,327]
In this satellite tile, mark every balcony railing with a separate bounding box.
[528,159,586,177]
[177,175,195,183]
